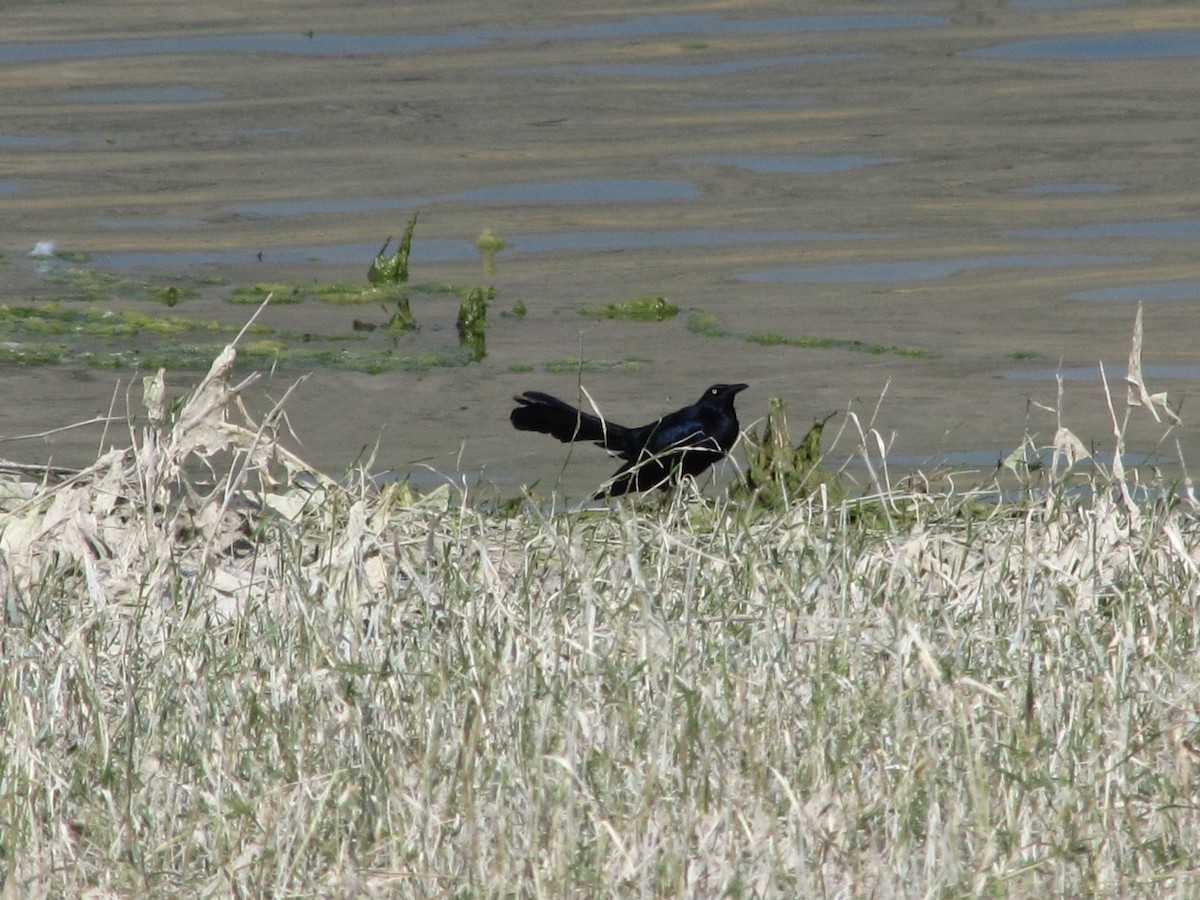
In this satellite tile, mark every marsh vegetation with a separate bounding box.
[1,308,1197,896]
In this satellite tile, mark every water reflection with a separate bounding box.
[1016,220,1200,239]
[688,156,891,174]
[512,14,945,40]
[88,228,889,269]
[0,33,489,63]
[738,254,1139,283]
[1008,0,1124,9]
[503,54,862,79]
[96,218,205,230]
[505,229,886,253]
[1068,280,1200,302]
[229,178,701,218]
[1016,183,1122,194]
[885,450,1018,469]
[0,14,945,65]
[970,30,1200,61]
[0,134,66,147]
[88,240,475,270]
[681,98,818,110]
[231,127,304,137]
[63,88,221,103]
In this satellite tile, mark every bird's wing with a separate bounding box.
[634,414,720,459]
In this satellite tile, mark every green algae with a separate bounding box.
[9,232,929,381]
[746,332,935,358]
[457,288,489,362]
[0,304,243,339]
[686,309,729,338]
[304,348,471,374]
[544,357,649,374]
[228,282,412,305]
[0,343,67,366]
[42,266,123,301]
[581,295,678,321]
[368,212,419,284]
[688,309,935,358]
[384,298,418,334]
[42,266,211,305]
[474,227,508,275]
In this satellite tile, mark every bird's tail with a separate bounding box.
[510,391,631,450]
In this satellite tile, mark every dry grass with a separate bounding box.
[2,307,1199,898]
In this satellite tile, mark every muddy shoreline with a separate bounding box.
[2,2,1198,494]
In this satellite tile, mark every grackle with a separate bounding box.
[510,383,748,497]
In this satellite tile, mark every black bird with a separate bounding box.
[510,383,748,497]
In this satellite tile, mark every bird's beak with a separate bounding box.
[731,383,749,394]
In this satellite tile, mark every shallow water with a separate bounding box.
[1008,0,1125,8]
[1015,183,1122,194]
[1068,281,1200,302]
[970,30,1200,60]
[0,134,67,147]
[681,98,817,110]
[228,179,702,218]
[688,156,892,174]
[737,255,1141,284]
[0,14,946,64]
[0,32,489,63]
[96,218,205,231]
[63,88,222,103]
[3,1,1199,492]
[89,229,885,269]
[502,54,865,79]
[511,14,947,39]
[1015,220,1200,239]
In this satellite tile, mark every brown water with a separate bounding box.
[3,1,1199,495]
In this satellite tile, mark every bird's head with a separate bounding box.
[700,383,749,407]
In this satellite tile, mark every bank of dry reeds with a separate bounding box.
[2,308,1199,897]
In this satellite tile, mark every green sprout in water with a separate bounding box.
[368,212,420,284]
[457,288,489,362]
[152,285,187,307]
[385,296,418,335]
[474,227,508,276]
[11,225,503,374]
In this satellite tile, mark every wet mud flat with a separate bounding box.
[2,1,1199,494]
